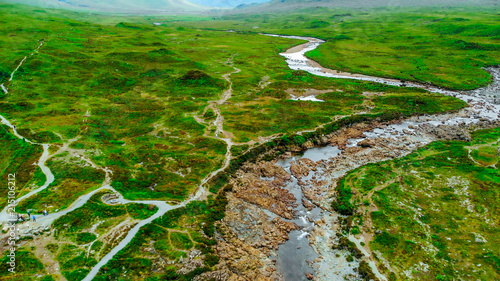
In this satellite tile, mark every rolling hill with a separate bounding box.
[2,0,209,13]
[232,0,499,13]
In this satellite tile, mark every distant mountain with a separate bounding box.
[3,0,210,13]
[188,0,269,8]
[232,0,499,13]
[3,0,497,14]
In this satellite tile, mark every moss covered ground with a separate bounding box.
[0,4,469,203]
[178,6,499,90]
[338,128,500,280]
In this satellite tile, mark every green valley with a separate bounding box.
[0,1,498,280]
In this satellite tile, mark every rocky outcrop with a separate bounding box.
[214,230,277,280]
[176,250,205,275]
[423,124,471,141]
[223,193,297,251]
[358,139,376,148]
[211,192,298,280]
[232,161,295,219]
[327,123,375,149]
[290,158,315,179]
[214,109,500,280]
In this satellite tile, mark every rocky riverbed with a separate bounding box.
[200,36,500,280]
[203,111,498,280]
[191,33,500,280]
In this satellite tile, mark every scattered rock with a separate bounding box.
[358,139,376,148]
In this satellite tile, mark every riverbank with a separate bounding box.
[198,35,499,280]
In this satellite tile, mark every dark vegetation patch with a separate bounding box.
[0,250,45,280]
[178,70,224,87]
[0,125,44,210]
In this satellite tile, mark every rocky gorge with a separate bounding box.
[203,114,498,280]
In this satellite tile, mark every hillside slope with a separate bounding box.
[2,0,209,13]
[232,0,498,14]
[188,0,269,8]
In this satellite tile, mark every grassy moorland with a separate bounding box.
[0,250,49,281]
[17,152,106,212]
[0,4,244,202]
[177,6,499,90]
[306,11,500,90]
[221,77,465,142]
[1,6,231,201]
[0,2,497,281]
[0,4,468,203]
[336,128,500,280]
[0,125,44,210]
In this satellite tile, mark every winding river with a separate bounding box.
[264,34,499,280]
[0,34,499,280]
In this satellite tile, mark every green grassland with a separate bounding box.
[337,128,500,280]
[176,6,499,90]
[0,125,44,210]
[17,152,106,212]
[92,193,227,280]
[0,3,470,203]
[1,4,241,202]
[222,76,465,142]
[50,191,158,280]
[306,9,500,90]
[0,250,51,281]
